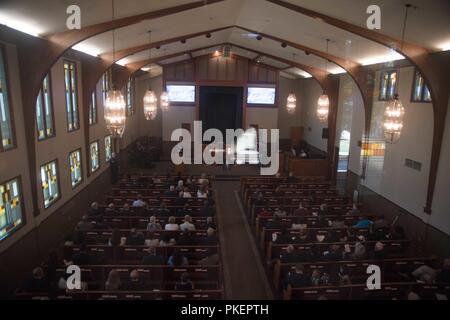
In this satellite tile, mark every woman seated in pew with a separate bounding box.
[196,185,208,199]
[105,269,122,291]
[311,269,330,286]
[165,216,180,231]
[181,187,192,199]
[175,272,194,291]
[318,203,329,216]
[283,264,312,290]
[168,250,189,267]
[147,216,162,232]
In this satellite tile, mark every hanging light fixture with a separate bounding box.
[160,48,170,112]
[104,0,126,138]
[143,30,158,120]
[383,4,410,144]
[316,39,330,122]
[286,53,297,114]
[383,94,405,143]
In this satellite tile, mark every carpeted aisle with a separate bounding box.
[215,180,273,300]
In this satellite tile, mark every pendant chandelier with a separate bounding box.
[104,0,126,138]
[286,53,297,114]
[160,91,169,112]
[316,39,330,123]
[383,4,410,144]
[383,94,405,143]
[160,48,170,112]
[143,30,158,120]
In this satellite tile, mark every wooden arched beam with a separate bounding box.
[266,0,450,213]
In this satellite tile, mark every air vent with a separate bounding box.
[405,158,422,171]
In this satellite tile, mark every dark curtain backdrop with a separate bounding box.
[199,86,243,138]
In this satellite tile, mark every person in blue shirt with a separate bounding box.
[353,217,373,229]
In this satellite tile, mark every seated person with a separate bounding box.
[168,250,189,267]
[181,187,192,199]
[293,202,310,216]
[88,202,101,218]
[266,215,282,229]
[119,203,131,214]
[373,214,389,229]
[126,229,145,245]
[76,215,93,232]
[371,241,385,260]
[132,195,147,208]
[165,185,178,197]
[324,244,343,262]
[123,270,145,291]
[204,227,218,245]
[179,215,196,232]
[198,248,220,265]
[299,149,308,158]
[176,180,184,192]
[175,272,194,291]
[105,269,122,291]
[280,245,300,263]
[318,203,329,216]
[197,186,208,199]
[159,234,177,247]
[22,267,51,293]
[147,216,162,232]
[283,264,312,289]
[354,217,373,229]
[197,173,209,186]
[165,216,180,231]
[104,202,116,215]
[142,246,165,265]
[154,202,170,216]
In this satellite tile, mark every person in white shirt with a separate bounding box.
[132,195,147,207]
[164,216,180,231]
[197,186,208,198]
[198,173,209,186]
[179,215,196,232]
[181,187,192,198]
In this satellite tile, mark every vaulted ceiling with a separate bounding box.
[1,0,449,79]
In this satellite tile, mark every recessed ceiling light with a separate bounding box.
[281,43,287,48]
[181,39,186,44]
[206,33,211,38]
[256,35,262,41]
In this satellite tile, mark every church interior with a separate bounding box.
[0,0,450,302]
